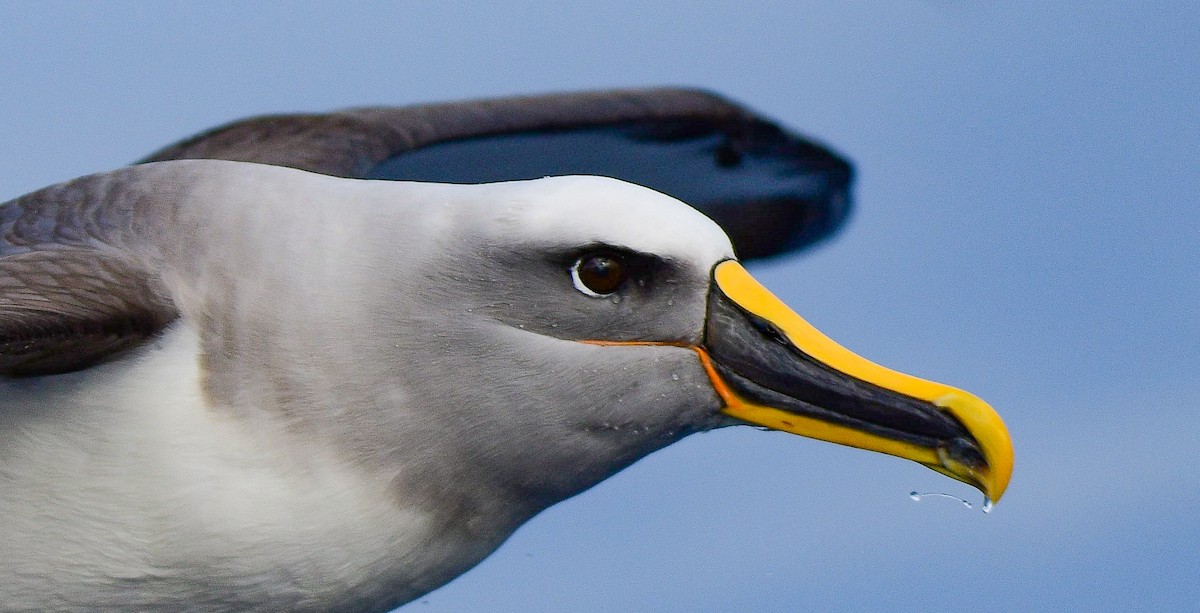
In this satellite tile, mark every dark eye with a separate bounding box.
[571,253,628,297]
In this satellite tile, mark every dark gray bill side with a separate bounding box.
[703,282,987,467]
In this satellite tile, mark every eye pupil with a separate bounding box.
[575,254,627,295]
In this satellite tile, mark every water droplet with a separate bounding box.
[981,498,994,514]
[909,491,973,509]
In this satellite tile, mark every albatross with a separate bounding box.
[0,159,1011,611]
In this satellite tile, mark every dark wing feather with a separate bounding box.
[141,88,853,259]
[0,250,173,376]
[0,169,179,377]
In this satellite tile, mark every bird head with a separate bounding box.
[353,175,1011,511]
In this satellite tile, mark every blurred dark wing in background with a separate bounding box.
[140,88,853,260]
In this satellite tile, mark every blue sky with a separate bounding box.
[2,2,1196,611]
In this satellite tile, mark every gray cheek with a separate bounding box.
[376,322,726,502]
[475,343,726,500]
[570,345,725,438]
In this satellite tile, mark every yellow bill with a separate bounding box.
[699,260,1012,504]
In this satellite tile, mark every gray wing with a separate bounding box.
[0,167,182,377]
[141,87,854,260]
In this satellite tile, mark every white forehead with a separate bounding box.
[464,175,735,265]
